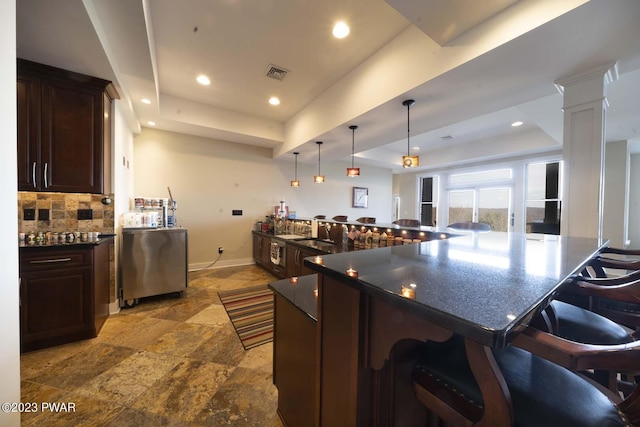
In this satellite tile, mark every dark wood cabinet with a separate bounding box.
[273,287,318,427]
[286,244,321,278]
[17,59,116,194]
[252,232,286,279]
[19,242,111,352]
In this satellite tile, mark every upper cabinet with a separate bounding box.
[17,59,118,194]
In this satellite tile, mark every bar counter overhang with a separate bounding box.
[301,232,607,426]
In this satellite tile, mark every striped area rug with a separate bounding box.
[218,285,274,350]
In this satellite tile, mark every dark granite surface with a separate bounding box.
[255,230,455,255]
[303,232,606,348]
[19,235,115,249]
[268,274,318,321]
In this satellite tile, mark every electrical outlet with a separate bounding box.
[38,209,50,221]
[77,209,93,220]
[23,208,36,221]
[218,247,224,254]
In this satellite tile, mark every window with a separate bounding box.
[526,161,562,235]
[419,176,438,226]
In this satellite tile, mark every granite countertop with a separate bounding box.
[303,232,606,348]
[268,274,318,321]
[253,230,456,255]
[19,234,115,249]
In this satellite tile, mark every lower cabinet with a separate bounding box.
[252,232,286,279]
[19,242,110,352]
[272,278,318,427]
[286,244,322,278]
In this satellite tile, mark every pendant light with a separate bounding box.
[402,99,419,168]
[314,141,325,183]
[346,125,360,177]
[291,152,300,187]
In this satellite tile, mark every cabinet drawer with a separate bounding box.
[20,247,92,271]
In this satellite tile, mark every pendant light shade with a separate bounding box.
[314,141,325,183]
[291,152,300,187]
[402,99,419,168]
[347,125,360,177]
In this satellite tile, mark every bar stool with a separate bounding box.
[356,217,376,224]
[392,219,421,227]
[412,332,640,426]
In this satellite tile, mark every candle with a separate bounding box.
[289,276,298,284]
[346,268,358,278]
[313,256,323,265]
[313,288,319,298]
[401,284,416,300]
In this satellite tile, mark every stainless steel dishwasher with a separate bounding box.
[120,227,188,307]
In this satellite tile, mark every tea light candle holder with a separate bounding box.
[289,276,299,284]
[401,284,417,300]
[345,268,358,278]
[313,256,323,265]
[313,288,319,298]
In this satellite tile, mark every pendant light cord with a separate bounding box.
[406,102,411,156]
[402,99,415,157]
[350,125,358,168]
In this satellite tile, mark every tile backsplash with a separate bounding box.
[18,191,115,235]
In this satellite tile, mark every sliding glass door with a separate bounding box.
[448,187,512,232]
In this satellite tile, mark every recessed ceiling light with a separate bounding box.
[196,74,211,86]
[332,21,350,39]
[511,120,523,127]
[141,98,151,105]
[269,97,280,106]
[147,121,156,126]
[412,146,420,151]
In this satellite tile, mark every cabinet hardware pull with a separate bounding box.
[30,257,72,264]
[32,162,36,188]
[44,163,48,188]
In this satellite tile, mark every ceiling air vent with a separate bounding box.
[265,64,289,81]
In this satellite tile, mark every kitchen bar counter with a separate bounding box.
[300,232,607,426]
[253,229,455,256]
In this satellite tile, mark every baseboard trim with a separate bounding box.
[188,257,255,272]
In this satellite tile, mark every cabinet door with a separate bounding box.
[286,247,299,277]
[299,247,322,276]
[20,266,93,352]
[253,234,261,264]
[41,79,104,193]
[260,236,271,266]
[17,75,41,191]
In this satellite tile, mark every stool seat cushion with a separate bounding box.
[414,336,628,427]
[551,300,633,345]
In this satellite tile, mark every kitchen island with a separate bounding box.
[281,232,605,426]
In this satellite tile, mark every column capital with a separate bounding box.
[555,62,618,111]
[554,62,619,94]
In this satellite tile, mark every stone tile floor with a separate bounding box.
[20,264,284,426]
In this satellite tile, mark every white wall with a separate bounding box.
[629,153,640,249]
[603,141,630,247]
[111,102,135,310]
[134,127,392,269]
[1,1,22,425]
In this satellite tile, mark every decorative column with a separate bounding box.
[555,63,618,240]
